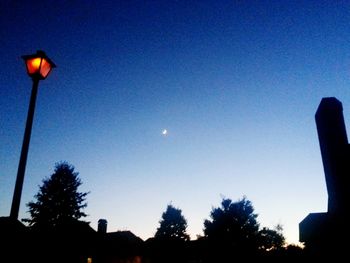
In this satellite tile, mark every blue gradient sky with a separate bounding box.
[1,1,350,244]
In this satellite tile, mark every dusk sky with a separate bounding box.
[1,1,350,244]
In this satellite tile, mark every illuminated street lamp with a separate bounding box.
[10,50,56,220]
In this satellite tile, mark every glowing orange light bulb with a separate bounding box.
[31,58,41,68]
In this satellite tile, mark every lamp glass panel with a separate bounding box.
[26,58,42,74]
[39,58,52,78]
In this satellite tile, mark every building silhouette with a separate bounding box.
[299,97,350,256]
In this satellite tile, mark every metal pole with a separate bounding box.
[10,78,40,220]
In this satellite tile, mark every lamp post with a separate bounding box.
[10,50,56,220]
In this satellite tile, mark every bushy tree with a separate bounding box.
[258,224,285,251]
[23,162,88,229]
[155,204,190,241]
[204,197,260,251]
[203,196,286,259]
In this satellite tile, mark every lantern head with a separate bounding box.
[22,50,56,80]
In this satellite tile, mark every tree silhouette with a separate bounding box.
[203,197,260,253]
[23,162,88,229]
[155,204,190,241]
[203,196,287,260]
[258,224,285,251]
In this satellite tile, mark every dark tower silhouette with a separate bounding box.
[300,97,350,255]
[315,98,350,214]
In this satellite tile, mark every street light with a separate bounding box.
[10,50,56,220]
